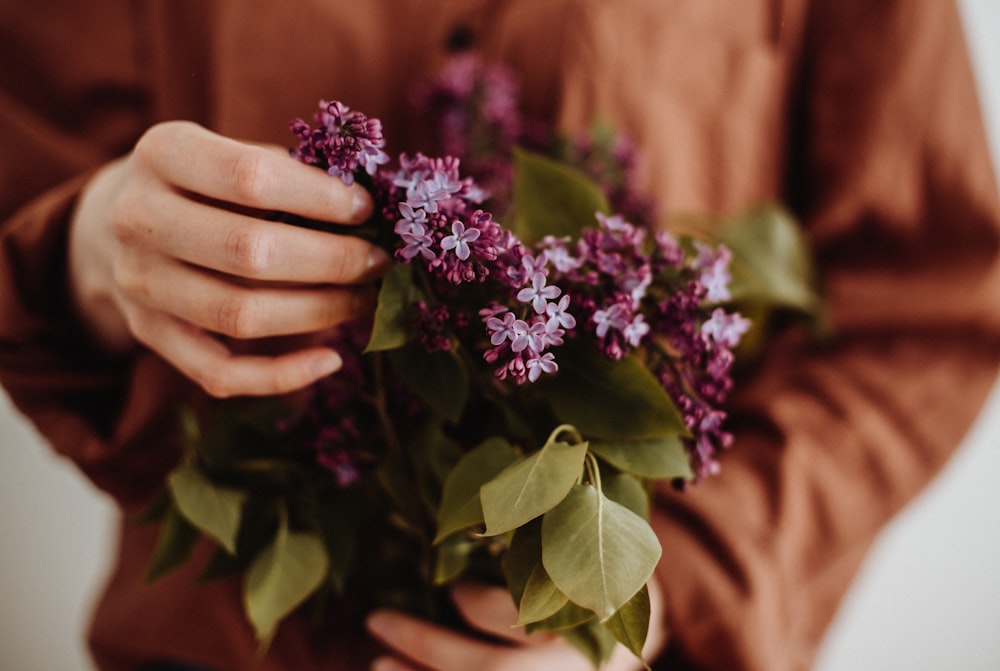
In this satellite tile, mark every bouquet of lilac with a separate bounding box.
[147,58,820,667]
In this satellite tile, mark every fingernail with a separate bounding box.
[351,189,373,222]
[311,350,342,377]
[367,246,391,273]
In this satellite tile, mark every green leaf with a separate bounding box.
[145,503,199,582]
[605,585,652,666]
[719,204,820,314]
[433,533,476,585]
[559,619,619,669]
[411,421,464,517]
[601,473,651,522]
[243,517,329,645]
[480,439,589,536]
[511,148,611,246]
[502,520,543,605]
[435,437,519,543]
[719,204,826,358]
[365,262,421,353]
[196,496,278,582]
[168,464,246,555]
[389,344,468,422]
[541,484,661,621]
[590,435,693,480]
[516,564,569,626]
[524,600,594,634]
[545,348,687,439]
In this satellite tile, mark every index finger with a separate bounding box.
[133,121,374,224]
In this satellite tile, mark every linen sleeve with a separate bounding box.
[651,2,1000,669]
[0,2,194,507]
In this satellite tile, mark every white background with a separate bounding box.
[1,2,998,669]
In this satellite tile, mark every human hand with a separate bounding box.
[366,580,667,671]
[69,120,389,397]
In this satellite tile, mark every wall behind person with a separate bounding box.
[0,1,998,669]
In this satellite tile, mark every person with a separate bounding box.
[1,1,998,669]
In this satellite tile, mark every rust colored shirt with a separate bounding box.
[2,1,999,669]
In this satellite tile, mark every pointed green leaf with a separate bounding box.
[145,504,199,582]
[590,435,693,480]
[243,520,329,645]
[601,473,651,522]
[196,496,278,582]
[365,262,421,353]
[718,204,826,358]
[389,344,468,422]
[720,204,820,314]
[481,440,588,536]
[559,619,618,669]
[435,437,519,542]
[545,348,686,439]
[524,600,594,634]
[502,520,543,605]
[605,585,651,665]
[168,464,246,555]
[434,533,476,585]
[511,148,611,246]
[542,484,661,620]
[516,564,569,626]
[410,420,463,517]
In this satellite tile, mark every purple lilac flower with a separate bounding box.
[593,302,630,339]
[517,272,561,314]
[397,222,436,261]
[408,171,463,213]
[441,220,481,260]
[692,242,734,303]
[538,236,583,273]
[622,314,650,347]
[486,310,518,346]
[545,295,577,330]
[702,308,751,349]
[509,318,536,353]
[289,100,389,185]
[411,54,524,192]
[526,352,558,382]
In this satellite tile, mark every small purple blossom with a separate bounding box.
[595,212,628,231]
[486,310,518,346]
[526,351,558,382]
[623,314,650,347]
[397,202,429,229]
[592,303,630,339]
[441,220,481,260]
[517,272,561,314]
[545,295,577,330]
[397,223,435,261]
[509,318,536,353]
[408,171,462,213]
[692,242,733,303]
[538,237,583,273]
[702,308,751,349]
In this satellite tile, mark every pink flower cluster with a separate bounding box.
[288,97,749,480]
[290,100,390,185]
